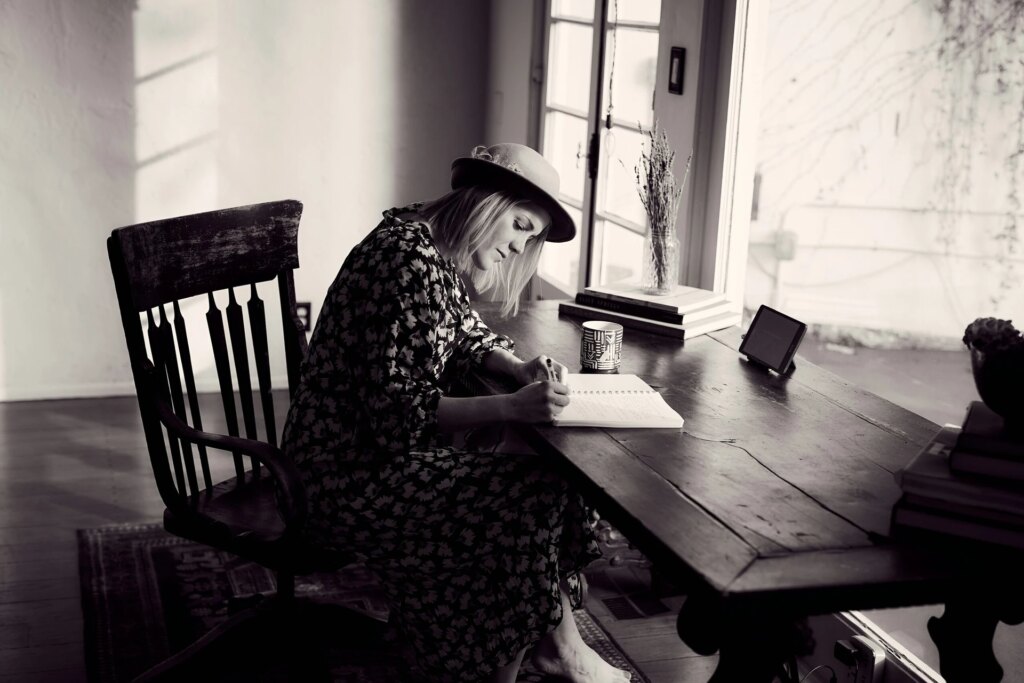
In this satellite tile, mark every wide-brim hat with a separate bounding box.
[450,143,576,243]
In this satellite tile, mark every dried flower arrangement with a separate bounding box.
[635,122,692,293]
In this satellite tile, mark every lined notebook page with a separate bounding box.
[554,374,684,429]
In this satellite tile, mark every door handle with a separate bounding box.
[575,135,601,178]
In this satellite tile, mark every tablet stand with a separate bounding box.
[744,355,797,376]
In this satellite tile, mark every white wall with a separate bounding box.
[0,0,137,401]
[0,0,491,401]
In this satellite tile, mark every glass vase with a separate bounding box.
[641,225,679,295]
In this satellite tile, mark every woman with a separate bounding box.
[281,143,631,683]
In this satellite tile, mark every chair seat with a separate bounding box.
[164,471,354,575]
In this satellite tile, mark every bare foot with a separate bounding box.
[531,635,632,682]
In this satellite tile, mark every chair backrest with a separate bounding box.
[107,200,307,516]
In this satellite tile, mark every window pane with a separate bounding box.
[539,204,584,293]
[598,125,648,227]
[546,21,594,113]
[745,0,1023,344]
[611,0,660,24]
[543,111,588,204]
[598,220,644,286]
[601,26,658,128]
[552,0,594,21]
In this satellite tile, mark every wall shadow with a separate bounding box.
[395,1,491,206]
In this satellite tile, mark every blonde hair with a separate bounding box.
[419,186,549,318]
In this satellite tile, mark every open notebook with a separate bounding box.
[554,374,684,429]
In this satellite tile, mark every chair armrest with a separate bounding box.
[151,395,308,531]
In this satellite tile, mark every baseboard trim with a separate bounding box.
[0,381,138,402]
[0,375,291,403]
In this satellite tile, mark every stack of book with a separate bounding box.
[558,284,740,340]
[891,401,1024,550]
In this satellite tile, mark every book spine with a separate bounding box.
[574,293,684,324]
[892,501,1024,550]
[956,433,1024,459]
[558,302,687,340]
[898,477,1024,516]
[903,493,1024,526]
[949,450,1024,481]
[582,289,681,313]
[584,286,727,314]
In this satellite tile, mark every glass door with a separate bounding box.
[592,1,660,288]
[535,0,662,298]
[534,0,600,298]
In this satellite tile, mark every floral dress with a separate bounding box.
[280,206,601,682]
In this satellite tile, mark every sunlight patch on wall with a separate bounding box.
[133,0,218,222]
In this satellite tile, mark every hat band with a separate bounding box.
[471,145,523,176]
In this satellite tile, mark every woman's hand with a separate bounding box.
[506,380,570,423]
[513,354,570,387]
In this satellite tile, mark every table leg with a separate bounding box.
[677,591,813,683]
[928,583,1024,683]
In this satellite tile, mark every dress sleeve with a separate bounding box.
[348,244,447,452]
[454,306,515,367]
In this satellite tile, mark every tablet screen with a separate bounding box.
[740,306,806,372]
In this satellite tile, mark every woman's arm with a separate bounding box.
[481,347,528,383]
[482,348,570,386]
[436,380,569,432]
[436,394,511,433]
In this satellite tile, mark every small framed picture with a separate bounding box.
[738,305,807,374]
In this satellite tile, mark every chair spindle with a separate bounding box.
[278,271,306,398]
[158,304,200,498]
[207,292,246,481]
[248,283,277,447]
[147,309,188,497]
[226,288,261,478]
[173,301,214,492]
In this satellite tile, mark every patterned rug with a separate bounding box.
[78,523,651,682]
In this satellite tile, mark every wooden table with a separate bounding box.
[471,301,1024,682]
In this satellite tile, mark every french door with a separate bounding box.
[534,0,663,298]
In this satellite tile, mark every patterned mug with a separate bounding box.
[580,321,623,373]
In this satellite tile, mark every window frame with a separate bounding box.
[530,0,762,311]
[533,0,666,297]
[681,0,767,310]
[643,0,765,311]
[532,1,605,298]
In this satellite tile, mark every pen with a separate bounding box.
[546,358,569,390]
[545,358,557,382]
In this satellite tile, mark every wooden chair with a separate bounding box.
[107,200,383,681]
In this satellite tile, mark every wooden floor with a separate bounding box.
[0,394,714,682]
[0,395,165,682]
